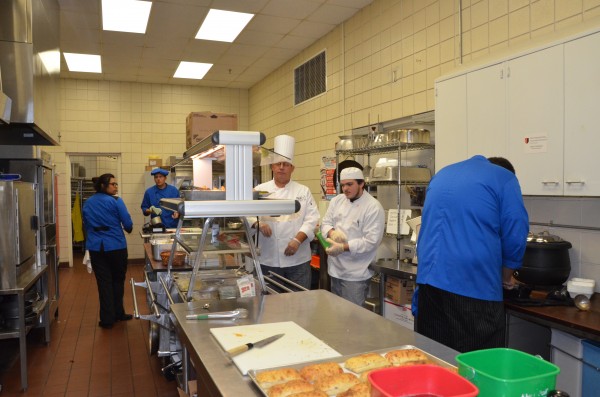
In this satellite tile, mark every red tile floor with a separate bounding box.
[0,255,179,396]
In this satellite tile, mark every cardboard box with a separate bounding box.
[148,158,162,167]
[383,300,414,330]
[186,111,238,148]
[166,156,184,166]
[145,166,170,172]
[384,277,415,305]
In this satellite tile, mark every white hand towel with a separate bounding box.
[83,250,93,274]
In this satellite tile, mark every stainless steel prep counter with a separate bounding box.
[371,258,418,311]
[170,289,459,396]
[371,258,418,280]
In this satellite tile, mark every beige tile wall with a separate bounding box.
[51,0,600,263]
[249,0,600,203]
[49,80,249,262]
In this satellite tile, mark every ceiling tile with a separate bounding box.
[204,0,270,13]
[236,29,284,47]
[58,0,373,87]
[290,21,336,39]
[308,3,362,24]
[245,14,302,35]
[261,0,322,19]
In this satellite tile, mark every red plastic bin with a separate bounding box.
[369,364,479,397]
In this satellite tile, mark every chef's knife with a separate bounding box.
[226,333,284,357]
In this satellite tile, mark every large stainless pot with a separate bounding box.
[336,135,353,150]
[513,231,572,287]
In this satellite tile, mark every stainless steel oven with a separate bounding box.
[0,180,37,289]
[3,152,58,318]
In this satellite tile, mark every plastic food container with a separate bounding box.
[456,348,559,397]
[368,364,479,397]
[567,277,595,298]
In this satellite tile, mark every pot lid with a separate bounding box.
[527,231,566,243]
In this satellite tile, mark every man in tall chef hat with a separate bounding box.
[141,168,180,229]
[252,134,320,289]
[321,167,385,306]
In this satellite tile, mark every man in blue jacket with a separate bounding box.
[415,156,529,352]
[141,168,180,228]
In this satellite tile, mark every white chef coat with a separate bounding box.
[321,191,385,281]
[253,180,320,268]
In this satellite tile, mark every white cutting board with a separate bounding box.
[210,321,341,375]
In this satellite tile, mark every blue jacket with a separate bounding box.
[141,184,180,228]
[416,155,529,301]
[83,193,133,251]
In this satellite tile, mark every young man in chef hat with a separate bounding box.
[141,168,180,229]
[321,167,385,306]
[252,135,320,289]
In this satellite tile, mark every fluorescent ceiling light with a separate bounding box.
[64,53,102,73]
[174,62,213,79]
[102,0,152,34]
[195,9,254,42]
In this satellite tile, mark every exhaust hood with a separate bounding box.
[0,76,11,124]
[0,0,60,146]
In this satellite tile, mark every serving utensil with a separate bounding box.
[185,308,249,320]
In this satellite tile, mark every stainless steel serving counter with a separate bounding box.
[170,289,459,396]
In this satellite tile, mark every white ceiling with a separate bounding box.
[58,0,373,89]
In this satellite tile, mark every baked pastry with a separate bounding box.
[256,368,302,389]
[344,353,390,373]
[299,362,343,383]
[358,369,380,383]
[337,382,371,397]
[314,372,360,396]
[268,380,314,397]
[384,348,429,366]
[287,391,328,397]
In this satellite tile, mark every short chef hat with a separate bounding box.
[274,135,295,164]
[340,167,364,180]
[151,168,169,176]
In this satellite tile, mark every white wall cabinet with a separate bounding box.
[436,30,600,197]
[466,62,507,159]
[434,74,467,172]
[564,32,600,196]
[506,45,564,196]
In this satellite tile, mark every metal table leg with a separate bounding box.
[18,292,28,391]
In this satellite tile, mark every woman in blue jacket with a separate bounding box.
[83,173,133,329]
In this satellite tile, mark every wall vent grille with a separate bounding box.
[294,51,326,105]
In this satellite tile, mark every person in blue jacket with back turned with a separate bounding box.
[415,156,529,353]
[83,173,133,329]
[141,168,180,228]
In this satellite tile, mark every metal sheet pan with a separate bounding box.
[247,345,456,397]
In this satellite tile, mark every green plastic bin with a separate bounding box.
[456,348,560,397]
